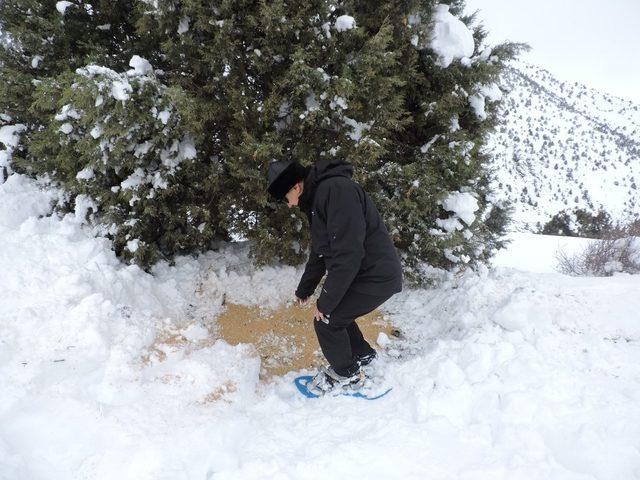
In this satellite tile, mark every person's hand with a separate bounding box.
[294,296,309,306]
[313,305,328,324]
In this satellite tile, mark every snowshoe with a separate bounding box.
[306,365,366,396]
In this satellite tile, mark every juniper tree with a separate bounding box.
[1,0,524,282]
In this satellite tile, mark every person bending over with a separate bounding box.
[266,159,403,395]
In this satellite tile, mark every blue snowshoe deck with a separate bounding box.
[294,375,392,400]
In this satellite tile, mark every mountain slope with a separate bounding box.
[488,60,640,230]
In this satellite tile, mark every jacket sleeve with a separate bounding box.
[295,251,326,299]
[316,182,366,315]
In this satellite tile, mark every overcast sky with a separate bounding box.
[464,0,640,102]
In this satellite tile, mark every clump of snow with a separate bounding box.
[111,80,133,101]
[449,115,460,132]
[437,191,480,233]
[76,167,95,181]
[76,65,141,103]
[89,124,103,139]
[469,83,503,120]
[128,55,153,76]
[478,46,492,61]
[157,136,197,172]
[321,22,332,39]
[126,238,140,253]
[342,116,372,142]
[73,194,97,222]
[151,172,168,190]
[443,247,470,264]
[55,1,74,14]
[76,65,114,78]
[59,123,73,135]
[428,4,475,67]
[631,237,640,263]
[0,125,27,172]
[603,260,624,274]
[31,55,43,69]
[436,216,464,232]
[448,140,474,157]
[0,125,26,150]
[304,93,320,112]
[329,96,348,110]
[377,332,391,347]
[177,16,190,34]
[157,109,171,125]
[121,168,146,190]
[54,104,82,122]
[480,83,502,102]
[134,141,153,158]
[420,134,440,153]
[440,191,479,226]
[334,15,356,32]
[178,135,197,160]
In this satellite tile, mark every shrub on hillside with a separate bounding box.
[541,208,613,238]
[555,219,640,276]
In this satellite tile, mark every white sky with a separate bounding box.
[464,0,640,102]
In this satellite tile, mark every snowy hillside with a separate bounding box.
[2,174,640,479]
[489,60,640,229]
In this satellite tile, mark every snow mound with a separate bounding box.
[429,4,475,67]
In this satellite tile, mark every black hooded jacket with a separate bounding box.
[295,159,403,315]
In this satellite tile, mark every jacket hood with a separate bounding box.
[299,159,353,214]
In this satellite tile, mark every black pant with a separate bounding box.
[314,288,393,377]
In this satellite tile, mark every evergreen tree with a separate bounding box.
[0,0,524,282]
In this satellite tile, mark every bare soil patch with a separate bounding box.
[217,302,395,378]
[144,302,396,379]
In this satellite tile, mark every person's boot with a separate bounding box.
[307,365,365,396]
[356,349,377,367]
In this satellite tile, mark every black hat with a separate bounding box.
[266,160,308,200]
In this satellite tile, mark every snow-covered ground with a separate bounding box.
[1,174,639,480]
